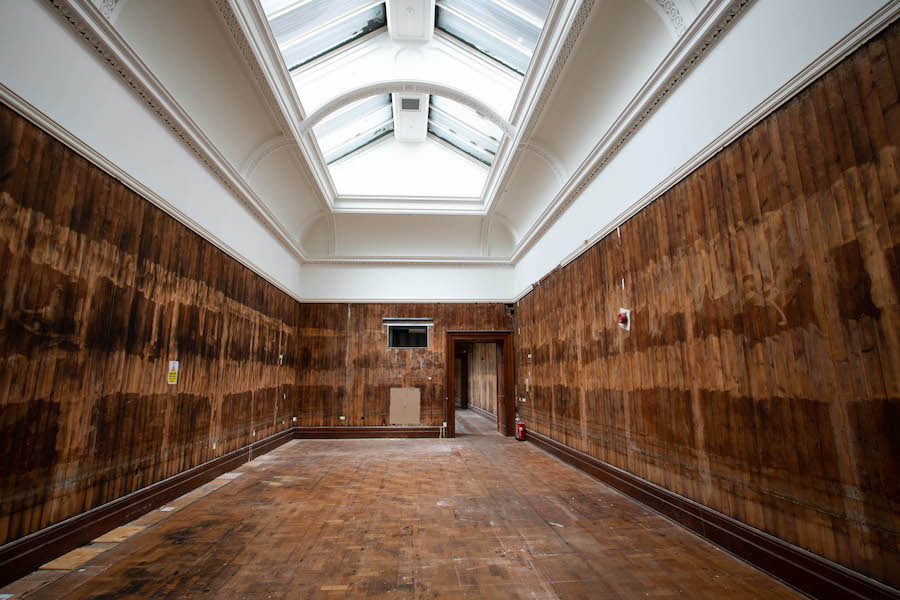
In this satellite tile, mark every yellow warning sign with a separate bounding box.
[168,360,179,385]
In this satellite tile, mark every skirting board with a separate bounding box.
[525,429,900,600]
[293,426,442,439]
[0,427,295,588]
[465,405,496,422]
[0,424,444,586]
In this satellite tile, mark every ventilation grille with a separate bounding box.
[400,97,420,111]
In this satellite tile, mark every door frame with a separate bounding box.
[446,330,514,437]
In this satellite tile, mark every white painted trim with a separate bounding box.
[645,0,688,39]
[508,0,900,301]
[479,0,593,256]
[521,142,565,184]
[297,298,513,303]
[331,196,485,215]
[239,134,292,179]
[218,0,339,206]
[508,0,756,264]
[300,80,516,137]
[43,0,311,262]
[0,81,305,304]
[303,255,511,266]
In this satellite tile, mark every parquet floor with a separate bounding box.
[3,411,801,599]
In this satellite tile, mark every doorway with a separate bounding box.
[446,330,514,438]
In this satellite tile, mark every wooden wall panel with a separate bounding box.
[514,23,900,588]
[296,304,510,426]
[468,343,497,415]
[0,103,299,546]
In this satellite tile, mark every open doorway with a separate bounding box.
[446,330,514,438]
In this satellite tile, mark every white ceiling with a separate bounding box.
[102,0,704,261]
[2,0,889,300]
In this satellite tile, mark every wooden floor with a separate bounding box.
[3,412,801,599]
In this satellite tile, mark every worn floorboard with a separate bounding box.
[2,412,800,599]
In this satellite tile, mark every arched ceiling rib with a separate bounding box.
[299,80,516,138]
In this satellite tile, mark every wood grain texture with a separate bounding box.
[4,414,802,599]
[515,23,900,588]
[0,103,299,547]
[296,303,510,427]
[468,343,498,415]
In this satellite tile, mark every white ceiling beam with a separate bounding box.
[386,0,435,42]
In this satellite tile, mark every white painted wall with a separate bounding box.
[0,0,304,299]
[512,0,890,298]
[1,0,889,303]
[300,263,514,301]
[116,0,280,170]
[534,0,674,173]
[334,213,484,257]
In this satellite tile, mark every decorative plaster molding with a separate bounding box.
[479,0,592,254]
[521,142,565,183]
[90,0,117,19]
[507,0,757,264]
[213,0,336,254]
[510,0,900,300]
[0,82,304,303]
[41,0,312,261]
[303,256,512,266]
[652,0,687,37]
[215,0,338,200]
[239,134,293,179]
[300,81,516,138]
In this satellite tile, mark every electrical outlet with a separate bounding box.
[293,416,297,422]
[339,416,345,420]
[212,442,216,449]
[253,430,256,436]
[279,354,283,365]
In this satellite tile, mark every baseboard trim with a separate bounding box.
[526,430,900,600]
[293,426,442,439]
[466,405,496,422]
[0,427,295,588]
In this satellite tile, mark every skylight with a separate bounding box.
[313,94,393,164]
[428,96,501,166]
[434,0,551,74]
[264,0,387,70]
[259,0,556,201]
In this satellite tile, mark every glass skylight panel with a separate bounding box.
[313,95,393,164]
[269,1,387,70]
[428,97,501,166]
[435,0,550,74]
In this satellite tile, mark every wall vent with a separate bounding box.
[400,97,420,111]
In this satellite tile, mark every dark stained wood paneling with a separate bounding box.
[514,23,900,588]
[468,343,498,415]
[296,304,510,427]
[0,103,300,547]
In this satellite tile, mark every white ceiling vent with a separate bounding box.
[401,97,421,111]
[386,0,436,42]
[393,93,429,142]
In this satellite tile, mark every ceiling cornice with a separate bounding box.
[0,81,305,304]
[41,0,312,261]
[506,0,758,265]
[650,0,688,37]
[479,0,594,249]
[215,0,337,252]
[509,0,900,301]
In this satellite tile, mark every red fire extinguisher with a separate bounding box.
[516,421,526,441]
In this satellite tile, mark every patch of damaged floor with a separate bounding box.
[1,414,801,599]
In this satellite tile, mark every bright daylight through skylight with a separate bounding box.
[260,0,551,198]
